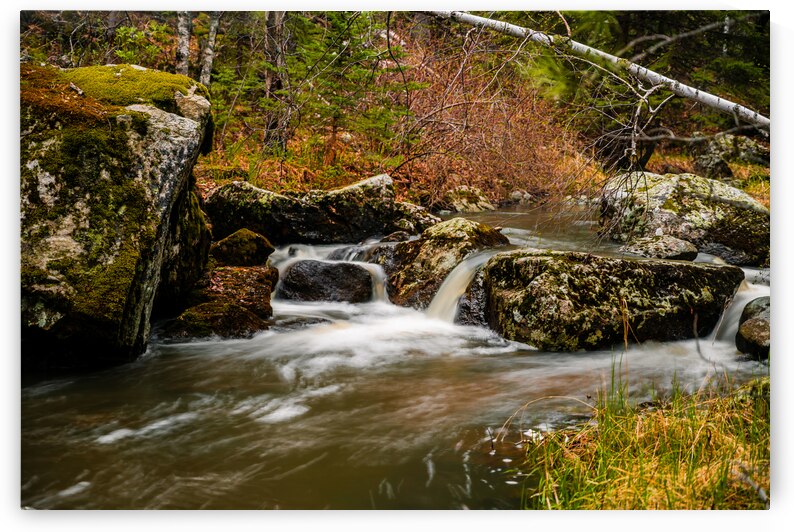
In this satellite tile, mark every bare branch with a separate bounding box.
[427,10,770,129]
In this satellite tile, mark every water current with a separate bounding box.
[21,205,770,509]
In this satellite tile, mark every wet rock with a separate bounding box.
[154,185,212,315]
[736,296,770,360]
[210,228,275,266]
[20,64,212,370]
[159,299,268,340]
[204,174,440,244]
[161,265,278,339]
[600,172,769,266]
[620,235,698,261]
[380,231,412,243]
[441,185,496,213]
[370,217,509,309]
[278,260,373,303]
[457,249,744,351]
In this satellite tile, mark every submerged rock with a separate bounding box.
[160,265,278,339]
[277,260,373,303]
[370,217,509,309]
[204,174,440,244]
[458,249,744,351]
[20,64,212,370]
[620,235,698,261]
[441,185,496,213]
[736,296,770,360]
[210,228,275,266]
[600,172,769,266]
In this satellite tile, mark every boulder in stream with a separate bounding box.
[204,174,440,244]
[735,296,770,360]
[160,265,279,339]
[600,172,769,266]
[458,249,745,351]
[370,217,509,309]
[210,228,275,266]
[20,64,213,370]
[441,185,496,213]
[277,260,374,303]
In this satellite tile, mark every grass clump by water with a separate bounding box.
[519,376,770,510]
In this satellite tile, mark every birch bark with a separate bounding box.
[427,11,770,129]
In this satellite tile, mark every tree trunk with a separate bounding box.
[427,11,770,129]
[263,11,291,151]
[199,11,222,87]
[176,11,192,76]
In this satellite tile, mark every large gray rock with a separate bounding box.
[736,296,770,360]
[600,172,769,266]
[277,260,373,303]
[458,249,745,351]
[204,174,440,244]
[20,64,212,370]
[369,217,509,309]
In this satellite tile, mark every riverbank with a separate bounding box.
[519,376,770,510]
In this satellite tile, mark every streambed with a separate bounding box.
[21,205,769,509]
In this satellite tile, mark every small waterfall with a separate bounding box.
[356,262,390,303]
[426,251,498,322]
[711,275,770,343]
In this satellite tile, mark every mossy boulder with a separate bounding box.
[210,228,275,266]
[600,172,769,266]
[369,217,509,309]
[457,249,744,351]
[20,64,212,370]
[693,132,769,180]
[735,296,770,360]
[277,260,374,303]
[619,235,698,261]
[160,266,278,340]
[203,174,440,244]
[441,185,496,213]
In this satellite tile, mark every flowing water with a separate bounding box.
[21,205,769,509]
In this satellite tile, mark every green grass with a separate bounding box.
[518,375,770,510]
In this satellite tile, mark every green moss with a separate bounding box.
[59,64,203,115]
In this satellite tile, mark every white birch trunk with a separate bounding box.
[199,11,221,87]
[427,11,770,129]
[176,11,191,76]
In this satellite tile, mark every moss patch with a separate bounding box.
[59,64,205,115]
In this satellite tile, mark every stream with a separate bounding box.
[20,205,770,509]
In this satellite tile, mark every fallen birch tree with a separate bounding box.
[426,10,770,129]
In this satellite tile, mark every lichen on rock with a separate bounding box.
[458,248,745,351]
[600,171,769,266]
[204,174,440,245]
[370,217,509,309]
[20,63,212,370]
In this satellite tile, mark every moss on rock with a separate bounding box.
[601,172,769,266]
[20,63,212,371]
[371,217,509,309]
[204,175,440,245]
[210,228,275,267]
[458,249,744,351]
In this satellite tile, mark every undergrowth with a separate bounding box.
[517,373,770,510]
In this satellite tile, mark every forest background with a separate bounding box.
[17,7,772,208]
